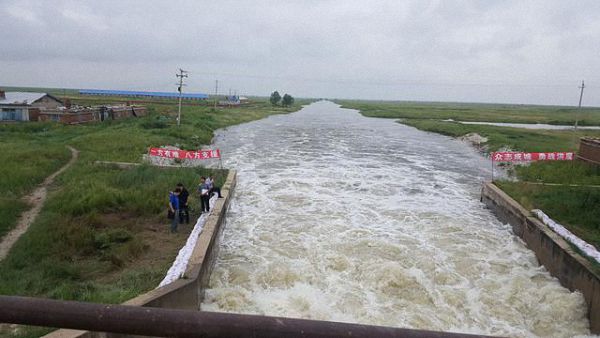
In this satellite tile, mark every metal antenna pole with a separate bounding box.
[575,80,585,131]
[176,68,188,127]
[214,80,218,110]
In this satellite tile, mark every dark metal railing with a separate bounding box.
[0,295,495,338]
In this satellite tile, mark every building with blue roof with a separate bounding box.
[79,89,209,100]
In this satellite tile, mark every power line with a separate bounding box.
[176,68,188,127]
[214,79,218,110]
[187,70,593,89]
[575,80,585,130]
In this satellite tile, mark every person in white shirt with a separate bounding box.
[198,177,210,213]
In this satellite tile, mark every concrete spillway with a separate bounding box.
[202,101,589,337]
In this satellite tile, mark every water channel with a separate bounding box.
[202,101,589,337]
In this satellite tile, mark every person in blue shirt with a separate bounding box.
[168,188,181,233]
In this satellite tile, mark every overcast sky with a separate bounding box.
[1,0,599,106]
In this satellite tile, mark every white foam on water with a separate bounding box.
[201,101,590,337]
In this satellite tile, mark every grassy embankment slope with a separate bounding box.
[338,100,600,249]
[0,89,309,337]
[0,135,71,238]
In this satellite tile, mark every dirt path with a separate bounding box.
[0,146,79,261]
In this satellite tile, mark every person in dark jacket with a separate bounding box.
[206,176,223,198]
[177,183,190,224]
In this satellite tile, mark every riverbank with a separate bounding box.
[481,182,600,333]
[338,100,600,252]
[340,100,600,126]
[43,170,237,338]
[0,90,310,337]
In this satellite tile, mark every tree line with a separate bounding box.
[270,91,294,107]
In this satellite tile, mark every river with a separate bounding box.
[201,101,589,337]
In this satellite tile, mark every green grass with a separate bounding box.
[0,132,72,237]
[512,161,600,185]
[338,100,600,125]
[0,165,219,301]
[0,91,311,337]
[497,181,600,248]
[0,200,28,239]
[0,97,305,205]
[400,119,600,152]
[0,138,71,197]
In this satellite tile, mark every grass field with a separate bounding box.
[341,100,600,126]
[339,99,600,252]
[0,136,71,238]
[0,88,310,337]
[497,180,600,247]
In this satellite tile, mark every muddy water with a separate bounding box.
[202,101,589,337]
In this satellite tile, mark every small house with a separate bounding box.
[0,90,63,121]
[38,105,147,124]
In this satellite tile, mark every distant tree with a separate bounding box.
[282,94,294,107]
[270,91,281,105]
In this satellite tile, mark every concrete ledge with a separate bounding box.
[45,170,237,338]
[482,182,600,333]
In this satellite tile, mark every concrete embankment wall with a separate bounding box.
[481,182,600,333]
[45,170,237,338]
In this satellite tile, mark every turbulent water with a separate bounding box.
[202,101,589,337]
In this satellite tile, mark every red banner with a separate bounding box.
[149,148,221,160]
[492,151,575,162]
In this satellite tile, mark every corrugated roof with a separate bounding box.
[0,92,48,105]
[79,89,209,99]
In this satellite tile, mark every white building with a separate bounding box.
[0,90,63,121]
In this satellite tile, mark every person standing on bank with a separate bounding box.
[168,188,181,233]
[177,183,190,224]
[198,177,210,214]
[207,176,223,198]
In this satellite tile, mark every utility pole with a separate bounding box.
[176,68,188,127]
[575,80,585,131]
[214,80,218,110]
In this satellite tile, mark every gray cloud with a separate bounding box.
[1,0,599,105]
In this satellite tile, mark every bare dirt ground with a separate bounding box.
[0,146,79,261]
